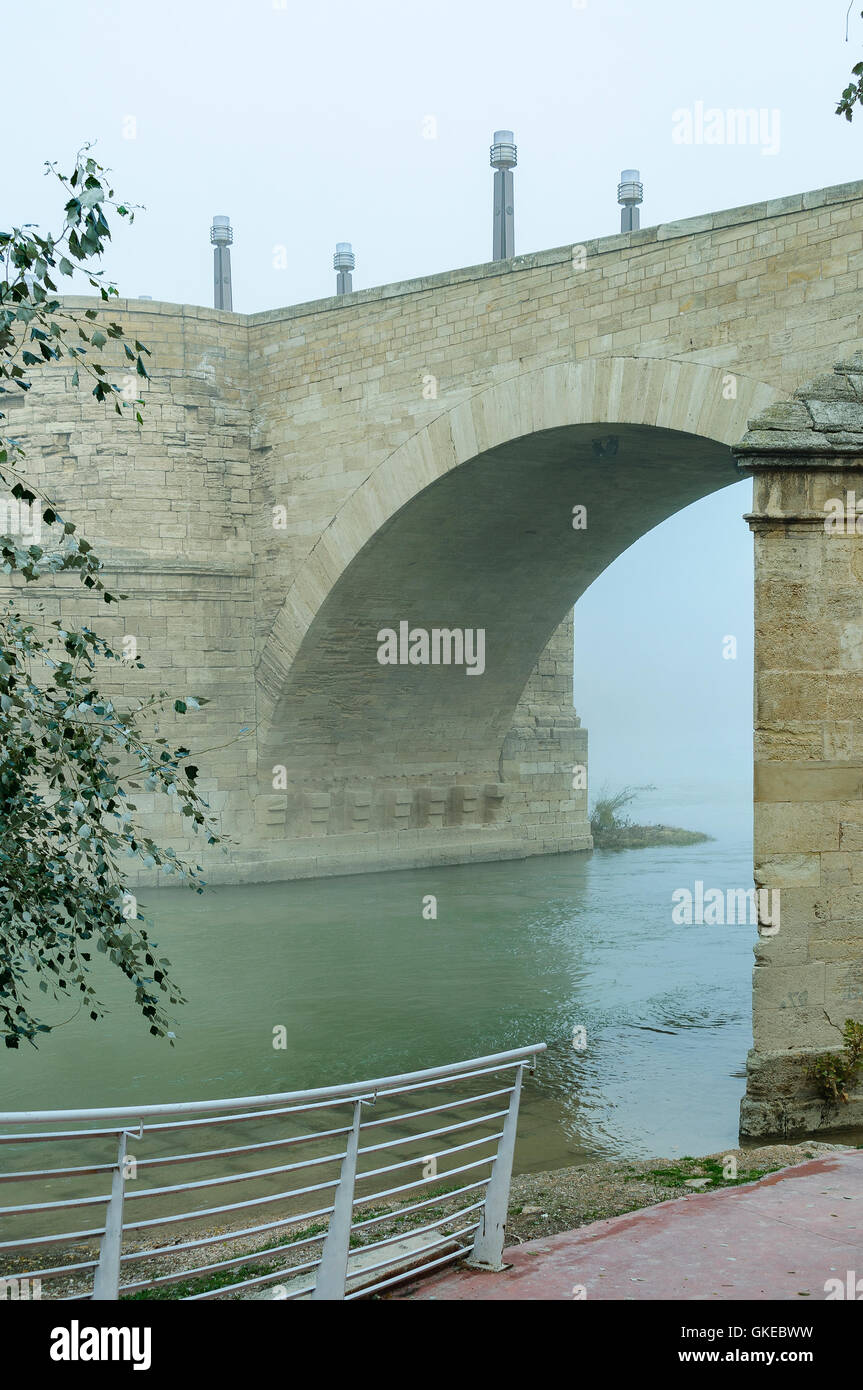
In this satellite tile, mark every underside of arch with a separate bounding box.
[257,357,780,719]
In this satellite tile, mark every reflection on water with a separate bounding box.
[2,785,757,1175]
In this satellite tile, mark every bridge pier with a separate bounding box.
[736,353,863,1138]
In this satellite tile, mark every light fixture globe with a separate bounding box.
[333,242,356,272]
[490,130,517,170]
[210,215,233,246]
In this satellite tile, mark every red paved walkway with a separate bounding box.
[395,1151,863,1300]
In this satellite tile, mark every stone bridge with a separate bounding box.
[13,176,863,1136]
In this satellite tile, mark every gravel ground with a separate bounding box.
[5,1142,849,1301]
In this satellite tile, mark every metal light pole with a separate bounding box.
[334,243,355,295]
[210,215,233,310]
[617,170,643,233]
[490,130,517,261]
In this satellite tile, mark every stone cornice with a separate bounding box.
[735,352,863,471]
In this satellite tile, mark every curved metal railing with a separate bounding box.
[0,1043,545,1301]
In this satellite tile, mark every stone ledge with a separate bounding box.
[120,829,594,885]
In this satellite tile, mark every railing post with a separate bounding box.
[468,1063,524,1271]
[92,1129,128,1300]
[311,1098,363,1300]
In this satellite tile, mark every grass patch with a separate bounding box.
[124,1223,329,1301]
[622,1157,779,1191]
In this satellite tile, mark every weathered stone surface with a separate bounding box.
[739,353,863,460]
[735,351,863,1140]
[808,400,863,431]
[750,401,813,431]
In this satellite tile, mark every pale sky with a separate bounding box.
[4,0,858,801]
[6,0,858,308]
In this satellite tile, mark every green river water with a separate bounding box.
[4,788,758,1175]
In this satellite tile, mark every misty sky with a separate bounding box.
[4,0,858,800]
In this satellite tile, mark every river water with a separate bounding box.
[3,783,757,1174]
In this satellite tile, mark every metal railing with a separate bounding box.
[0,1043,545,1301]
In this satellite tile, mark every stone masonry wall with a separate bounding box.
[8,179,863,883]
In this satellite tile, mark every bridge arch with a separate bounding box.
[259,357,779,709]
[257,357,780,784]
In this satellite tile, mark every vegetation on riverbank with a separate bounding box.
[589,785,711,850]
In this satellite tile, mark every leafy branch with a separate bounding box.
[836,10,863,119]
[0,149,221,1049]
